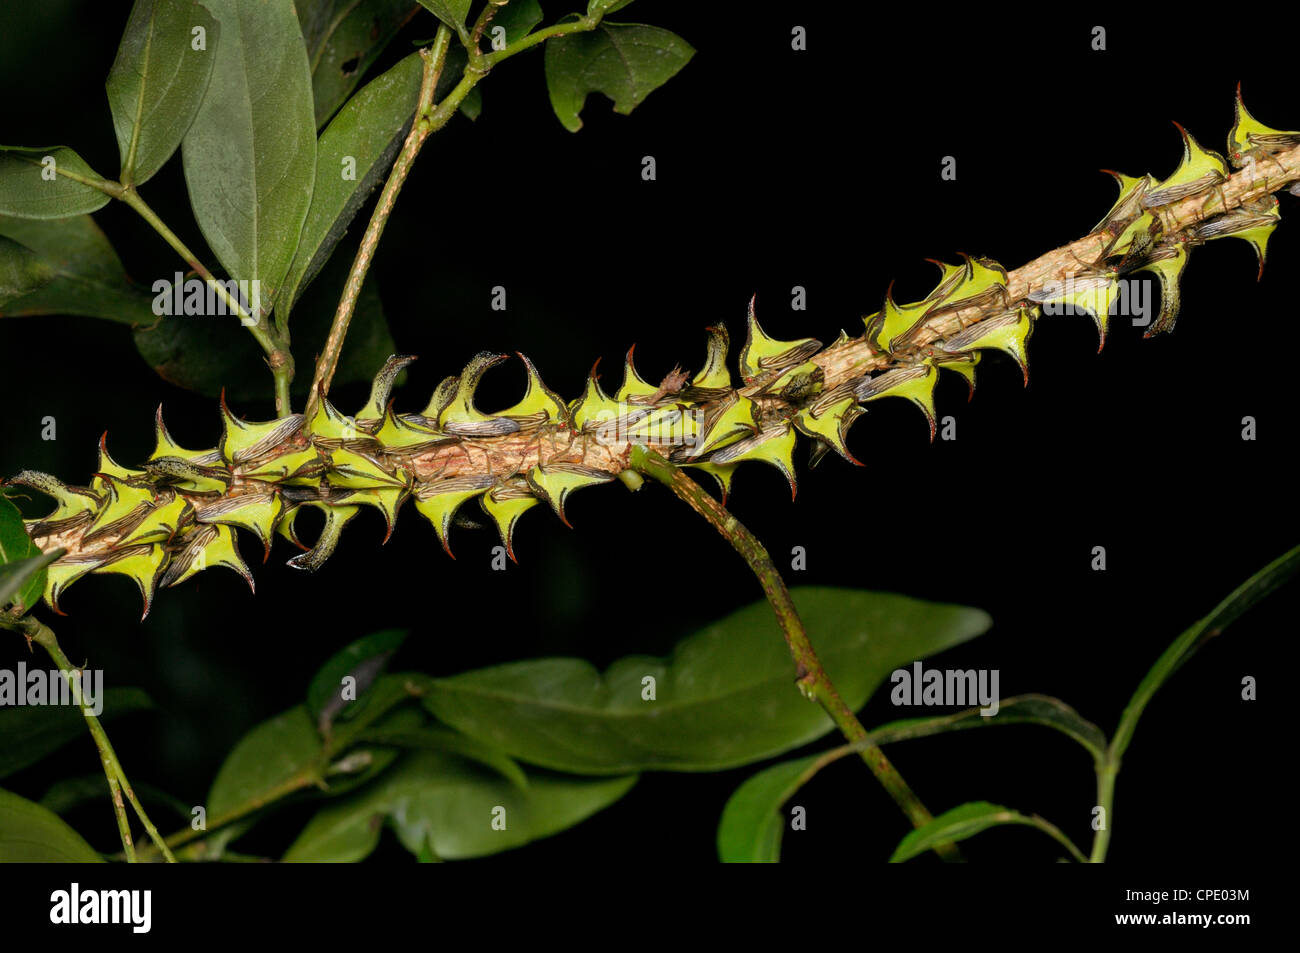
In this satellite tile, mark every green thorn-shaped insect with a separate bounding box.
[1228,82,1300,172]
[160,522,253,592]
[935,307,1034,386]
[479,479,539,562]
[855,360,940,441]
[525,462,613,528]
[739,297,821,386]
[1142,122,1230,209]
[793,395,865,466]
[701,424,799,500]
[413,477,495,557]
[1136,244,1189,337]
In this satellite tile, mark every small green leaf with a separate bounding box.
[0,549,64,613]
[544,22,693,133]
[0,688,153,779]
[588,0,637,15]
[0,788,103,862]
[424,587,992,773]
[0,215,157,324]
[0,235,55,307]
[717,754,819,863]
[307,628,409,736]
[0,494,45,612]
[280,52,424,317]
[889,801,1087,863]
[282,751,636,861]
[181,0,316,319]
[415,0,470,40]
[296,0,420,128]
[1112,542,1300,762]
[106,0,220,185]
[0,146,113,219]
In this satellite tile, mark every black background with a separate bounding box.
[0,0,1294,888]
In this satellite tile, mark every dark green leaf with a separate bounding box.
[588,1,636,15]
[355,724,528,789]
[132,242,394,400]
[0,787,103,862]
[0,215,157,324]
[544,22,693,132]
[493,0,543,45]
[0,494,44,612]
[181,0,316,319]
[41,774,192,819]
[307,628,409,735]
[296,0,419,128]
[0,688,153,780]
[415,0,470,40]
[890,800,1087,863]
[1112,542,1300,762]
[717,754,819,863]
[0,235,55,307]
[203,704,323,856]
[867,694,1108,766]
[280,52,423,317]
[0,146,112,219]
[106,0,220,185]
[0,549,64,613]
[424,587,992,773]
[282,751,636,861]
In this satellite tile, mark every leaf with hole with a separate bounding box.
[296,0,419,128]
[544,22,694,132]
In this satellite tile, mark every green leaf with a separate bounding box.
[416,0,470,40]
[296,0,419,128]
[866,694,1108,766]
[889,800,1087,863]
[0,549,64,613]
[181,0,316,319]
[588,1,637,15]
[0,494,44,612]
[1112,543,1300,762]
[493,0,543,44]
[424,587,992,773]
[0,214,157,324]
[280,51,423,317]
[282,751,636,861]
[717,754,819,863]
[0,788,103,862]
[0,235,54,308]
[41,774,192,819]
[0,146,113,219]
[0,688,154,780]
[307,628,409,736]
[106,0,220,185]
[132,242,394,399]
[204,704,324,856]
[544,22,693,133]
[354,724,528,789]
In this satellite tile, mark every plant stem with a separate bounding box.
[1090,756,1118,863]
[304,10,613,419]
[629,445,961,861]
[116,187,295,416]
[18,619,176,862]
[304,26,453,421]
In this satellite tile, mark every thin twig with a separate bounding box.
[629,445,962,861]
